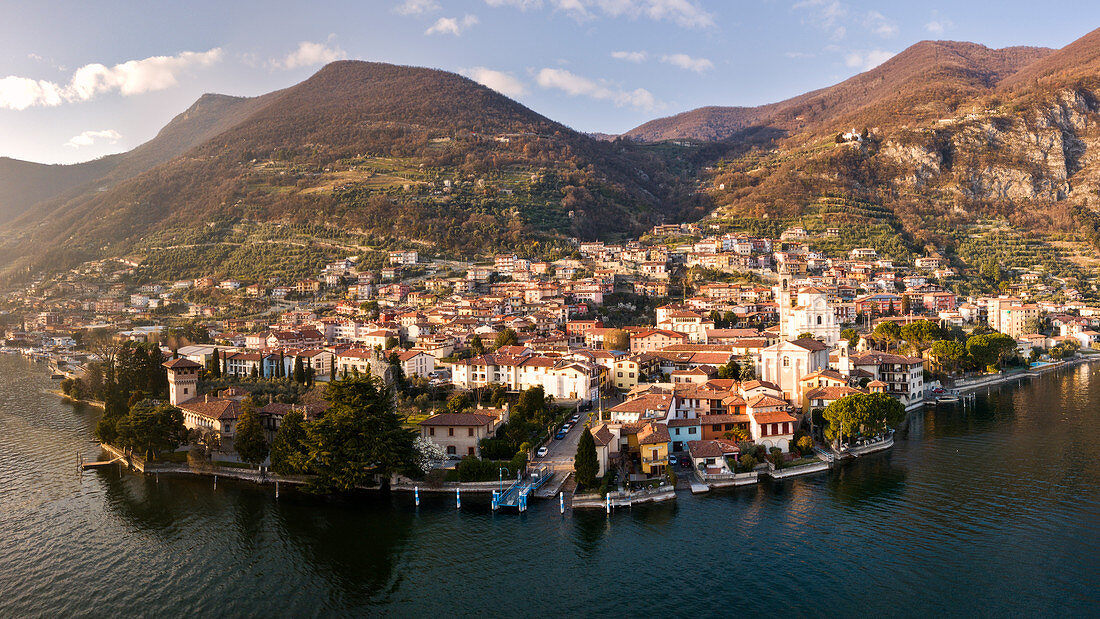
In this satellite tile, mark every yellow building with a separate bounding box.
[630,422,670,476]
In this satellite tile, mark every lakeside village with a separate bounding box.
[4,222,1100,509]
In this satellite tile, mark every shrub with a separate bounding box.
[738,455,757,472]
[796,435,814,456]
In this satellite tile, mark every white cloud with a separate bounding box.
[611,50,648,62]
[0,48,222,110]
[68,49,222,100]
[462,67,527,97]
[485,0,542,8]
[485,0,713,28]
[275,39,347,70]
[535,67,657,110]
[0,76,65,110]
[394,0,440,14]
[661,53,713,72]
[794,0,848,40]
[845,49,895,72]
[637,0,713,28]
[925,15,953,35]
[425,14,479,35]
[785,51,815,59]
[64,129,121,149]
[863,10,898,38]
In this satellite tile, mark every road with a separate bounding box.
[532,411,590,472]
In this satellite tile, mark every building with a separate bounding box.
[418,407,509,458]
[759,338,830,405]
[164,357,242,441]
[392,349,436,378]
[687,439,740,474]
[841,351,925,409]
[987,298,1040,337]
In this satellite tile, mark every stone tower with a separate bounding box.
[163,357,202,405]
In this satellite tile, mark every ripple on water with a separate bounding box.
[2,355,1100,616]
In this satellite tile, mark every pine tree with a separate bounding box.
[574,427,599,488]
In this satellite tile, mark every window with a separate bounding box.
[467,428,474,437]
[429,427,435,436]
[447,446,456,455]
[629,372,635,378]
[182,388,188,395]
[468,447,475,456]
[617,372,623,377]
[782,356,789,367]
[688,427,696,434]
[448,428,454,436]
[817,315,822,325]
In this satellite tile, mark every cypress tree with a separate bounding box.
[294,356,306,384]
[574,427,599,488]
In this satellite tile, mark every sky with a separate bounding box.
[1,0,1098,165]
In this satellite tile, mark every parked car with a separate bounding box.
[680,458,692,470]
[571,414,580,423]
[536,446,549,458]
[668,454,678,466]
[555,431,567,440]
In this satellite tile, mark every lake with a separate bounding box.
[1,354,1098,616]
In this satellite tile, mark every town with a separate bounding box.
[3,221,1097,505]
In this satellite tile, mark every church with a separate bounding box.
[774,265,841,346]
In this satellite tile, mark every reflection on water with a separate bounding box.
[2,354,1100,615]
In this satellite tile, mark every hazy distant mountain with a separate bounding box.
[0,156,117,223]
[0,91,278,225]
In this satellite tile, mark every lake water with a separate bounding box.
[1,354,1098,616]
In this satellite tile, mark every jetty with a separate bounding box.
[80,455,125,470]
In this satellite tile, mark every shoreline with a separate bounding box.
[59,352,1100,511]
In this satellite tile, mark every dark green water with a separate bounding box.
[1,354,1098,616]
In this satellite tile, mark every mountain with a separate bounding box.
[625,29,1100,284]
[0,61,702,280]
[0,91,278,226]
[0,156,118,223]
[625,41,1053,143]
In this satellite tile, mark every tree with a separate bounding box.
[469,334,485,355]
[966,332,1017,370]
[723,427,749,441]
[574,427,599,487]
[843,328,861,349]
[900,320,942,353]
[823,393,905,448]
[234,400,269,467]
[494,328,519,350]
[796,435,814,455]
[303,375,418,492]
[385,335,400,351]
[873,321,901,350]
[114,400,186,460]
[931,339,967,374]
[270,410,309,475]
[446,392,470,414]
[739,361,756,381]
[414,435,447,475]
[717,359,741,380]
[602,329,630,351]
[293,356,306,384]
